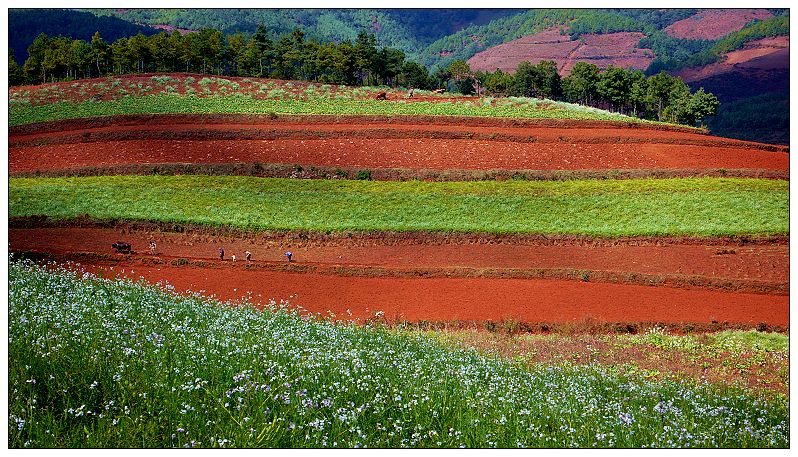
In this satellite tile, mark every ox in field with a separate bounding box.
[112,241,132,254]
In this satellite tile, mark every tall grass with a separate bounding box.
[9,176,788,237]
[8,258,789,448]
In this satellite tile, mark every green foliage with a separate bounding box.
[9,47,25,86]
[8,8,159,66]
[9,176,788,237]
[9,259,789,448]
[562,62,600,105]
[19,26,425,88]
[610,9,699,29]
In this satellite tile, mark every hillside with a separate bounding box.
[8,9,159,62]
[83,8,521,58]
[676,35,789,145]
[467,28,654,75]
[664,9,773,40]
[9,8,790,145]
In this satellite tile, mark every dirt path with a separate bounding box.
[10,227,789,284]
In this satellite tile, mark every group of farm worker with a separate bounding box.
[114,241,294,263]
[218,248,292,262]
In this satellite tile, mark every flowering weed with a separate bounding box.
[8,258,789,448]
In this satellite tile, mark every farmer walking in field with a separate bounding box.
[149,240,157,255]
[219,247,225,261]
[285,251,293,262]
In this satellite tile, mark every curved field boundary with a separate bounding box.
[10,113,712,134]
[8,114,711,136]
[10,163,789,182]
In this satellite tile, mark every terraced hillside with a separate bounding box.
[8,74,789,329]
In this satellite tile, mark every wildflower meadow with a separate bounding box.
[8,258,789,448]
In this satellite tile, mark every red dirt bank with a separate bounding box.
[9,116,788,174]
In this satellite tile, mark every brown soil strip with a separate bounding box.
[11,115,785,153]
[12,126,777,150]
[10,138,788,175]
[14,250,787,296]
[30,257,788,327]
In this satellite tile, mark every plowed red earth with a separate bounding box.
[8,116,788,173]
[81,264,788,326]
[10,227,789,325]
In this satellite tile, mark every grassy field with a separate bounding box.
[8,94,638,127]
[8,258,789,448]
[9,75,653,127]
[9,175,788,237]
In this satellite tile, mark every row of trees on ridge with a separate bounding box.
[9,25,719,127]
[452,60,719,127]
[11,27,435,89]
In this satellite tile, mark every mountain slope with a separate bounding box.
[83,8,522,58]
[8,9,159,62]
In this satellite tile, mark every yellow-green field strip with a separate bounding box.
[9,93,644,127]
[10,176,788,237]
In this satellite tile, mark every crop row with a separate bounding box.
[9,176,788,237]
[8,94,639,127]
[8,258,788,448]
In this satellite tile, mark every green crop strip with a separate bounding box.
[9,176,788,237]
[8,259,789,448]
[9,93,641,127]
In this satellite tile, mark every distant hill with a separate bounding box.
[467,28,655,76]
[8,9,159,63]
[677,36,789,144]
[82,8,522,58]
[664,9,772,40]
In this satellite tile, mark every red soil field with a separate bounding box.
[10,227,789,284]
[664,9,773,41]
[467,29,654,76]
[9,226,789,326]
[79,263,787,326]
[9,116,788,174]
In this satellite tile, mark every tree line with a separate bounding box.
[10,27,440,90]
[452,60,719,127]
